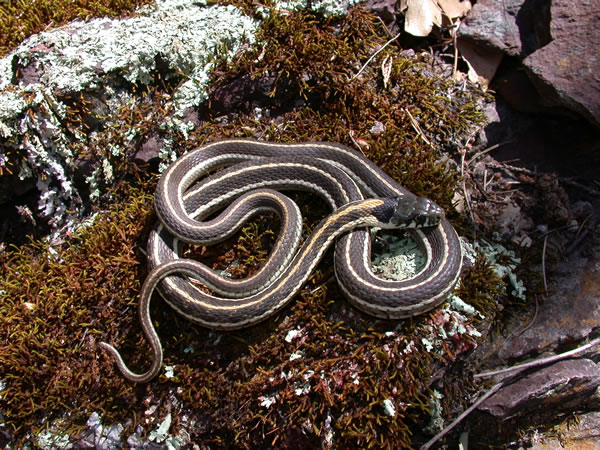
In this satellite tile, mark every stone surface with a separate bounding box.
[523,0,600,128]
[134,132,165,163]
[459,0,600,128]
[364,0,398,27]
[479,359,600,421]
[529,411,600,448]
[458,0,551,57]
[0,0,259,229]
[496,253,600,362]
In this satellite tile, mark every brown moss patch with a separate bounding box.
[0,181,155,440]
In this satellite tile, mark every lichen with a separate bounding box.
[1,0,258,228]
[371,230,427,281]
[473,239,527,300]
[276,0,363,16]
[0,0,156,58]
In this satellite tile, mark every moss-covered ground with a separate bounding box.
[0,0,511,447]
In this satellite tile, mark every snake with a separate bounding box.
[100,139,463,382]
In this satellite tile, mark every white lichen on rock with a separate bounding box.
[371,229,427,280]
[466,237,527,300]
[0,0,258,227]
[276,0,363,16]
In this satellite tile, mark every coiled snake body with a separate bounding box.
[100,140,463,382]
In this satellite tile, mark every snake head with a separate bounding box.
[388,195,444,228]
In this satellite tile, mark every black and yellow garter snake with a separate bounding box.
[100,139,463,382]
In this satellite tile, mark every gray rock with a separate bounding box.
[497,253,600,361]
[0,0,258,228]
[479,359,600,420]
[458,0,551,57]
[523,0,600,127]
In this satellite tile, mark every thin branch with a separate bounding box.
[486,162,600,197]
[421,381,505,450]
[405,108,433,148]
[566,215,598,254]
[467,141,513,166]
[451,22,459,78]
[375,15,395,38]
[350,32,401,81]
[474,337,600,379]
[422,337,600,448]
[541,234,549,293]
[459,148,475,227]
[507,295,539,341]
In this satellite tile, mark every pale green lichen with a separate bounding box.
[382,398,396,417]
[9,1,256,99]
[36,427,71,449]
[164,366,176,378]
[285,328,302,342]
[148,413,172,443]
[371,230,427,281]
[259,395,277,409]
[289,350,304,361]
[276,0,363,16]
[0,0,258,226]
[472,239,526,300]
[449,294,484,319]
[158,137,179,173]
[425,390,445,434]
[420,301,482,355]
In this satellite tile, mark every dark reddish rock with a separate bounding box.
[523,0,600,127]
[459,0,600,127]
[479,359,600,420]
[209,73,278,112]
[529,411,600,448]
[364,0,398,26]
[496,254,600,362]
[458,0,551,57]
[135,132,164,163]
[565,411,600,441]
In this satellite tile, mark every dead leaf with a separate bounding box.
[437,0,471,20]
[403,0,442,37]
[457,39,503,88]
[401,0,471,37]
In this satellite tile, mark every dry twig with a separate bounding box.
[350,32,401,81]
[422,337,600,449]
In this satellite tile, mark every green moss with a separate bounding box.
[172,299,436,448]
[0,0,154,57]
[203,7,483,210]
